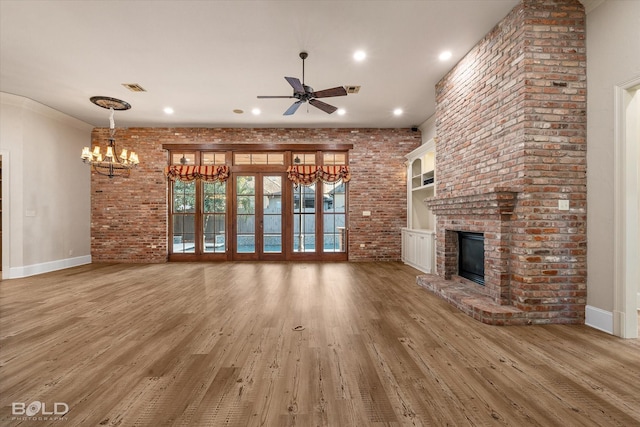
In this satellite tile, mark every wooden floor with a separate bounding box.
[1,262,639,426]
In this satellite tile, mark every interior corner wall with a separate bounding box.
[0,92,92,278]
[89,128,420,263]
[585,0,640,314]
[418,115,436,143]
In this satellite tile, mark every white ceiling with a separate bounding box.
[1,0,527,129]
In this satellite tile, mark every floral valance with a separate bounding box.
[164,165,230,182]
[286,165,351,186]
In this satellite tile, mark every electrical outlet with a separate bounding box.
[360,244,365,248]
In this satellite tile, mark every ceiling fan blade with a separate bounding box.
[312,86,348,98]
[285,77,305,94]
[309,99,338,114]
[257,95,296,99]
[284,100,303,115]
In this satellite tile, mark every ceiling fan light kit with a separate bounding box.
[257,51,350,116]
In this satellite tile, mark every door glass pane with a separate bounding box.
[263,176,282,253]
[236,176,255,253]
[203,181,226,253]
[323,181,346,252]
[173,180,195,213]
[173,215,195,253]
[293,183,316,252]
[172,180,196,253]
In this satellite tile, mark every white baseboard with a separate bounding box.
[585,305,614,335]
[7,255,91,279]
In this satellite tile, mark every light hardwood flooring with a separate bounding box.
[1,262,639,426]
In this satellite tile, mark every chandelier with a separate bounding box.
[81,96,139,178]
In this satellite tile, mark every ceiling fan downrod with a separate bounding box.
[299,51,308,85]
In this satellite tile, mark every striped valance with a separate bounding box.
[164,165,230,182]
[286,165,351,187]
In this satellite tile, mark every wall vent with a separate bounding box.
[345,85,361,94]
[122,83,147,92]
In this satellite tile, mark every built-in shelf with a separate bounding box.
[402,138,436,273]
[406,139,435,230]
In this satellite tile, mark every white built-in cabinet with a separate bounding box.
[402,139,436,273]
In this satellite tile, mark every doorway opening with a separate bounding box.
[614,77,640,338]
[0,155,2,274]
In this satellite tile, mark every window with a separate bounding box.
[203,152,226,165]
[323,152,346,165]
[292,153,316,165]
[234,152,284,165]
[172,153,196,165]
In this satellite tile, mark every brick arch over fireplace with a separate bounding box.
[419,0,587,325]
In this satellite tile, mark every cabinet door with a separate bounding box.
[416,235,430,272]
[406,232,417,265]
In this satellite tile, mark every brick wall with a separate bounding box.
[431,0,586,324]
[90,128,420,262]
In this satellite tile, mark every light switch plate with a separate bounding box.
[558,200,569,211]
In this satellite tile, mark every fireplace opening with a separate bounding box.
[458,232,485,285]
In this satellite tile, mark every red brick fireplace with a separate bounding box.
[417,0,587,325]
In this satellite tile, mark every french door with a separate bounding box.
[232,173,286,260]
[167,145,350,262]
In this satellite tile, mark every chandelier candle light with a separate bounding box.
[81,96,139,178]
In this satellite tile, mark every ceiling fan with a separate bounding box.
[257,51,348,115]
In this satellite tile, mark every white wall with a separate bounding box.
[585,0,640,328]
[419,115,436,143]
[0,92,93,278]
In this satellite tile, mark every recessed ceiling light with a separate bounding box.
[393,108,403,116]
[439,50,452,61]
[251,108,261,115]
[353,50,366,61]
[164,107,174,115]
[337,109,346,116]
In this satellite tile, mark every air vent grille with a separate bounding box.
[122,83,147,92]
[345,85,361,94]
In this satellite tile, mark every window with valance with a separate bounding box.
[286,165,351,187]
[164,165,230,182]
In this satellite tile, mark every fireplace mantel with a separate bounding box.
[425,188,520,217]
